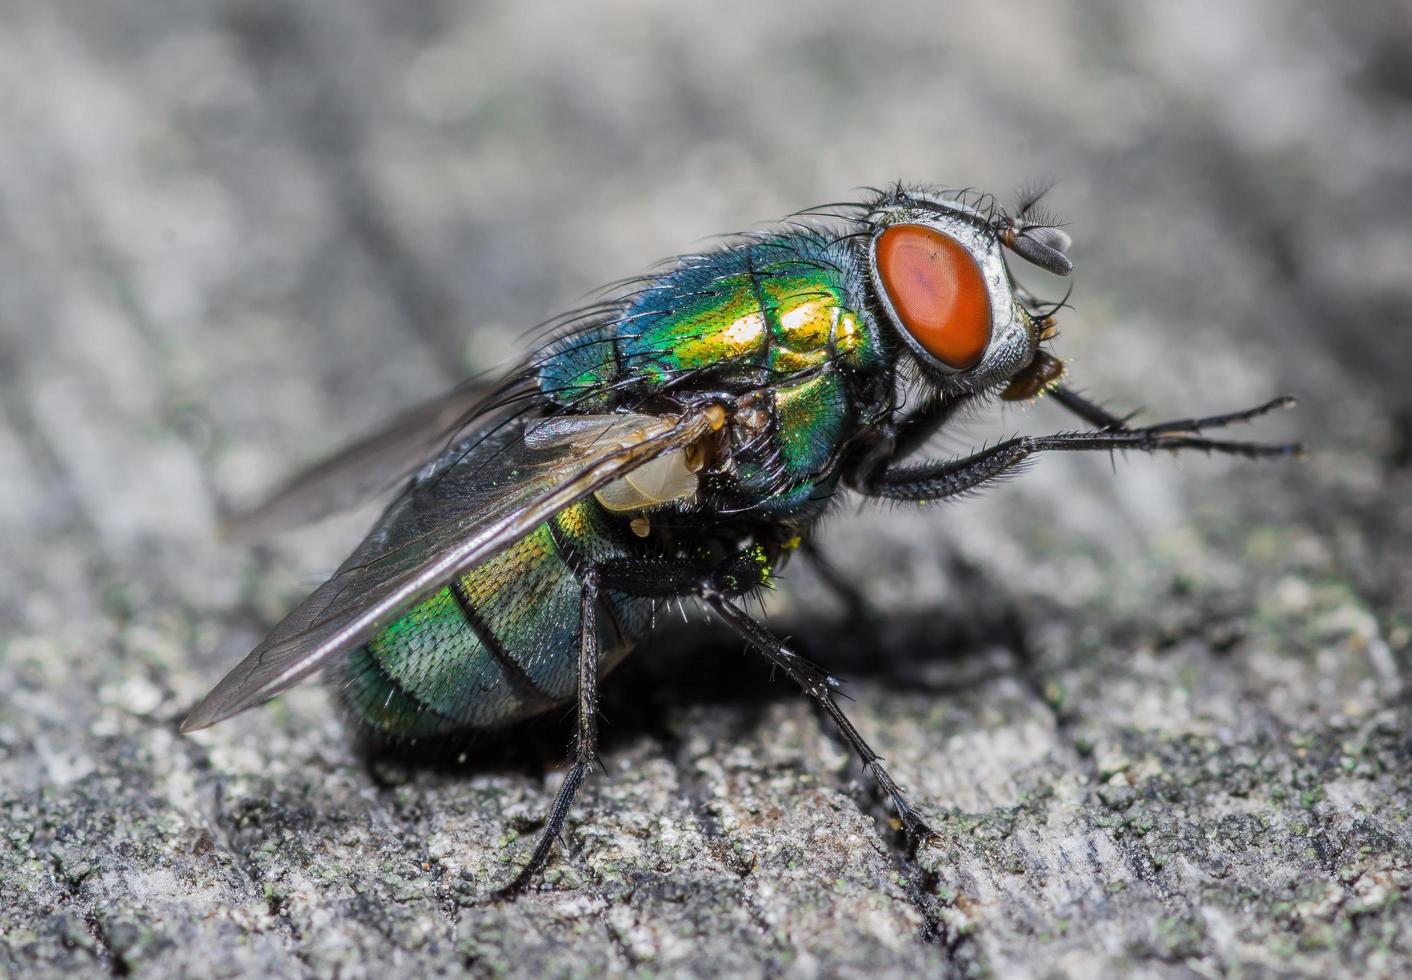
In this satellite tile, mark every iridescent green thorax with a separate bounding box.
[537,232,882,408]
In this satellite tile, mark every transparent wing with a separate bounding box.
[223,375,531,541]
[182,405,714,731]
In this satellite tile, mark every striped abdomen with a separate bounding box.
[340,499,649,737]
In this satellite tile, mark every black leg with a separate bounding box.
[843,393,975,492]
[866,397,1299,503]
[1049,386,1296,437]
[702,592,936,840]
[893,392,974,461]
[1049,385,1133,431]
[597,555,714,596]
[798,537,874,626]
[494,569,602,896]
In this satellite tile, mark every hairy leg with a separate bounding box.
[856,397,1298,502]
[797,537,875,625]
[494,569,602,896]
[702,592,936,840]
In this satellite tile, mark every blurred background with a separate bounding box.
[2,1,1408,589]
[2,1,1410,977]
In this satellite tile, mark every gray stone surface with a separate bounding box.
[2,1,1411,977]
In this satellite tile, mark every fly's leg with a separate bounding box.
[1049,386,1137,431]
[892,393,974,460]
[606,547,934,837]
[496,548,774,894]
[1049,387,1299,437]
[701,591,937,841]
[844,393,976,492]
[797,537,875,626]
[853,397,1300,502]
[494,569,602,896]
[597,542,782,598]
[596,556,714,595]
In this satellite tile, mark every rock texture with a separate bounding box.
[2,1,1410,977]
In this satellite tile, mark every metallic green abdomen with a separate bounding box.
[341,499,647,736]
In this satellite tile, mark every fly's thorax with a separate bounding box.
[758,276,871,373]
[534,234,886,410]
[619,261,882,383]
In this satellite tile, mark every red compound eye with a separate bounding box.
[876,224,992,370]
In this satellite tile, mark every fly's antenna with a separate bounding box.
[1013,179,1059,225]
[992,182,1073,278]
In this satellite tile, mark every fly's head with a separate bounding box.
[863,186,1072,402]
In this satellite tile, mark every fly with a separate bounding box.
[183,183,1300,894]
